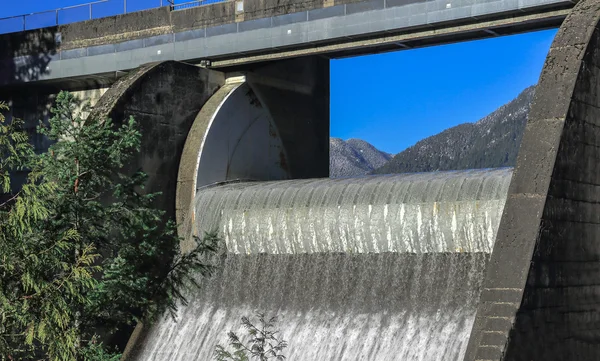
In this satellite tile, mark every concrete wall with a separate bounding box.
[54,0,364,50]
[464,0,600,359]
[45,0,571,51]
[246,56,329,179]
[89,61,225,221]
[115,55,328,358]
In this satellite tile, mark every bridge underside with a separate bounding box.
[213,6,569,68]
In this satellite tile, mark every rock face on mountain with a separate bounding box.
[373,86,535,174]
[330,138,392,178]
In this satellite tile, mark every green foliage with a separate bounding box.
[0,100,97,361]
[0,92,218,360]
[0,102,33,194]
[79,336,121,361]
[215,313,287,361]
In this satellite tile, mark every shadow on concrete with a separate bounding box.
[0,27,60,199]
[0,27,58,87]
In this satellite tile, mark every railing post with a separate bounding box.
[56,10,59,26]
[124,0,127,13]
[22,16,25,31]
[90,4,93,20]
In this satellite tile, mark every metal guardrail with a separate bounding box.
[171,0,229,11]
[0,0,174,35]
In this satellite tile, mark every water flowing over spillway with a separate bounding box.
[132,168,513,361]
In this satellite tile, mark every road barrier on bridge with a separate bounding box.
[0,0,218,35]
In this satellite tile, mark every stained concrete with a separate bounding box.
[175,81,241,231]
[464,0,600,359]
[89,61,224,221]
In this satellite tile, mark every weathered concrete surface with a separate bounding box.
[0,0,345,54]
[89,61,223,352]
[464,0,600,359]
[89,61,224,221]
[41,0,572,51]
[123,55,328,359]
[58,0,328,49]
[175,81,241,232]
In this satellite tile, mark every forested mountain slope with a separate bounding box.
[373,86,535,174]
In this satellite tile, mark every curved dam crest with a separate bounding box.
[132,168,512,361]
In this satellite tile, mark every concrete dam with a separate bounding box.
[133,169,512,360]
[3,0,600,359]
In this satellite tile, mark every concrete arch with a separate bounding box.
[176,57,330,241]
[176,77,291,247]
[465,0,600,360]
[122,57,329,360]
[89,61,224,220]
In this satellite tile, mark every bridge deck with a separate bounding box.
[0,0,575,87]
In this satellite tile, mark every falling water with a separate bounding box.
[132,168,513,361]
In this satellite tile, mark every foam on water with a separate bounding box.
[132,168,513,361]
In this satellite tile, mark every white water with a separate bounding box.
[132,169,513,361]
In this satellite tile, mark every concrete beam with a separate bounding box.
[0,0,573,86]
[211,7,569,67]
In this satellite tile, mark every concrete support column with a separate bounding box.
[245,56,330,180]
[464,0,600,360]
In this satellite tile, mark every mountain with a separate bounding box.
[373,86,535,175]
[330,138,392,177]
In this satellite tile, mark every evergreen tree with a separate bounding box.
[0,92,219,360]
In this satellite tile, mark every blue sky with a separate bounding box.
[1,1,557,154]
[0,0,165,18]
[331,29,556,153]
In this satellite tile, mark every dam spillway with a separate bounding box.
[132,168,512,361]
[71,8,600,357]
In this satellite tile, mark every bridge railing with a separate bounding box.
[171,0,229,11]
[0,0,191,35]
